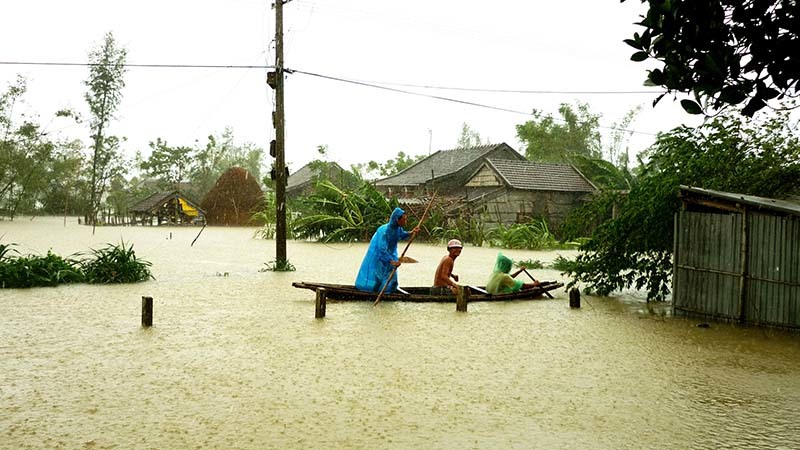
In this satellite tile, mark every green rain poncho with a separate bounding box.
[485,253,524,294]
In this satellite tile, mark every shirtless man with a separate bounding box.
[433,239,463,294]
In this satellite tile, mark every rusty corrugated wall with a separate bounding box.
[673,209,800,329]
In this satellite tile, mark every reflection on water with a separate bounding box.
[2,217,800,450]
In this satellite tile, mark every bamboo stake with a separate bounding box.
[373,192,437,306]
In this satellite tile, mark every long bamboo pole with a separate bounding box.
[373,192,437,306]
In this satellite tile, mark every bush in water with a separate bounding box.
[80,241,154,284]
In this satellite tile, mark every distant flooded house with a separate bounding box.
[287,161,360,200]
[129,190,206,226]
[461,158,597,228]
[374,143,524,198]
[673,186,800,330]
[373,142,597,228]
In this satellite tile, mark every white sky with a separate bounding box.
[1,0,704,172]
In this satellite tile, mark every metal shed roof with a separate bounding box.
[680,186,800,217]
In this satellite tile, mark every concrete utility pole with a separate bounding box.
[273,0,288,266]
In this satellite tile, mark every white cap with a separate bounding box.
[447,239,463,249]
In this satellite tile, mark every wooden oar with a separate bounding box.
[521,267,553,298]
[373,192,437,306]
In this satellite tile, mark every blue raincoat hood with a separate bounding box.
[389,207,405,227]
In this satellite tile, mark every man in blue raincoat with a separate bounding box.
[355,207,420,293]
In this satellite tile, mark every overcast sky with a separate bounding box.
[1,0,704,172]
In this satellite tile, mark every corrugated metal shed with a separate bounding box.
[673,186,800,329]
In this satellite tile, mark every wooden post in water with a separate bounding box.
[456,286,469,312]
[315,288,327,318]
[141,296,153,327]
[569,288,581,309]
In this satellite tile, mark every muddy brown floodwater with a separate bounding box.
[2,217,799,449]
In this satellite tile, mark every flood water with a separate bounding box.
[2,217,800,450]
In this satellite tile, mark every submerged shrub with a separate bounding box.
[549,255,578,272]
[260,259,296,272]
[80,241,154,283]
[0,250,84,288]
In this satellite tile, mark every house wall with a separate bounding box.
[465,166,501,187]
[378,145,522,198]
[472,189,587,230]
[673,209,800,329]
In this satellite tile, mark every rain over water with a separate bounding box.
[2,217,800,449]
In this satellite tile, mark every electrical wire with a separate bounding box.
[0,60,659,136]
[288,68,658,136]
[0,61,276,69]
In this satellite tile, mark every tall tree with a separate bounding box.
[456,122,483,148]
[357,151,424,178]
[85,31,127,231]
[565,109,800,301]
[0,77,64,219]
[623,0,799,116]
[191,128,265,200]
[39,139,87,217]
[516,102,601,162]
[139,138,194,190]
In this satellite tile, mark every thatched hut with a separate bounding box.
[201,167,264,226]
[129,190,205,226]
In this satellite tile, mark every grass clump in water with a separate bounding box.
[0,244,84,288]
[260,259,296,272]
[80,241,154,283]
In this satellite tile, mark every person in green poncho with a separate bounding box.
[485,252,539,294]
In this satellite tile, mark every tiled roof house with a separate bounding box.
[287,161,360,199]
[374,143,524,198]
[462,158,597,227]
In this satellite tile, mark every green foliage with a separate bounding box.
[80,241,154,284]
[292,180,398,242]
[85,32,127,227]
[0,76,81,219]
[0,247,84,288]
[352,151,425,179]
[486,218,575,250]
[566,110,800,301]
[549,254,577,272]
[456,123,483,148]
[139,138,194,188]
[252,191,278,239]
[516,102,601,162]
[0,242,17,260]
[191,128,265,201]
[560,189,626,241]
[514,259,544,270]
[260,259,296,272]
[622,0,797,116]
[429,213,489,247]
[568,154,634,191]
[0,241,153,288]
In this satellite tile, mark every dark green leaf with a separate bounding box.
[680,99,703,114]
[623,39,640,50]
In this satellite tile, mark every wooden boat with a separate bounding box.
[292,281,564,302]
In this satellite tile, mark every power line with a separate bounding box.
[0,60,659,136]
[0,60,656,95]
[0,61,276,69]
[289,68,658,136]
[343,78,659,95]
[290,68,533,115]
